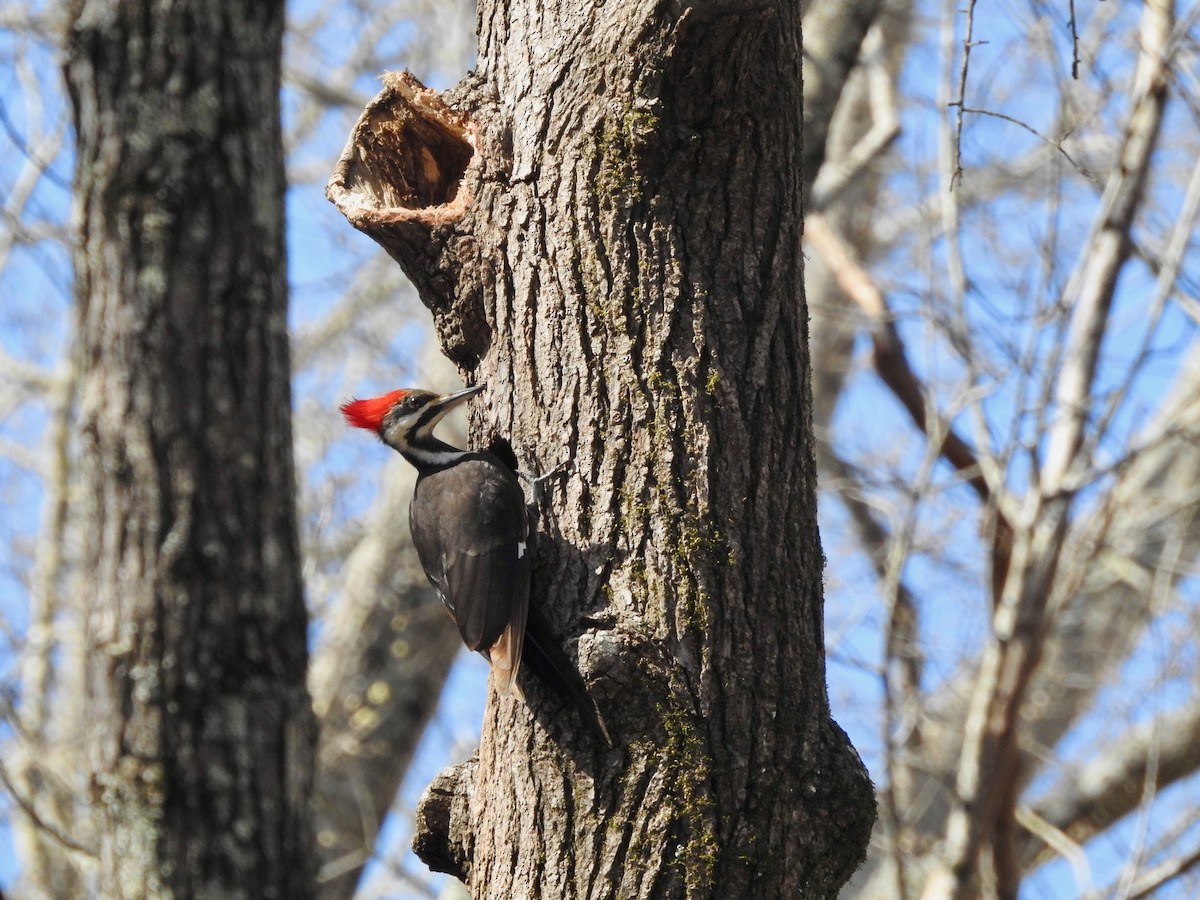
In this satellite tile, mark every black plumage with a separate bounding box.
[341,384,611,745]
[410,453,531,693]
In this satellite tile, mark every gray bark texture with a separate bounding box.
[65,0,316,897]
[327,1,875,897]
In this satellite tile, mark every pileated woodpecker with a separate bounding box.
[341,384,611,744]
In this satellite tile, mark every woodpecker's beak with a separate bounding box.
[431,383,485,414]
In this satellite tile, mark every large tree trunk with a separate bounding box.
[327,1,874,896]
[65,1,315,896]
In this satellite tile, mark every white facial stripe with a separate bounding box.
[517,541,527,559]
[403,446,469,467]
[407,412,454,446]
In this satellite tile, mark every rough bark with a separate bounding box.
[328,2,874,897]
[65,1,315,897]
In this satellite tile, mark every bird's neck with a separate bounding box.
[393,435,471,473]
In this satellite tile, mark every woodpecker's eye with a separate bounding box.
[407,396,422,410]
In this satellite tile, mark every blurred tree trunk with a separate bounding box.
[327,0,875,896]
[64,0,315,896]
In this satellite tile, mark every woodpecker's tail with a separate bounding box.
[521,607,614,748]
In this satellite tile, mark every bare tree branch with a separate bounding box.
[921,3,1175,895]
[1025,689,1200,868]
[810,21,900,212]
[800,0,886,204]
[1125,839,1200,900]
[947,0,979,190]
[806,211,1016,599]
[0,756,94,858]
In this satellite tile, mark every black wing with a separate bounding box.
[410,455,531,692]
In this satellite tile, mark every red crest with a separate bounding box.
[340,389,409,431]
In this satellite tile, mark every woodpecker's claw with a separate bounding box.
[519,458,572,487]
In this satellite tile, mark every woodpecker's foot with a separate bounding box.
[519,457,571,488]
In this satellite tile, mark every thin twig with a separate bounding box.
[0,95,71,191]
[919,3,1176,896]
[947,0,980,190]
[0,756,95,858]
[1068,0,1080,80]
[805,212,1016,598]
[959,107,1089,177]
[1126,841,1200,900]
[881,438,943,900]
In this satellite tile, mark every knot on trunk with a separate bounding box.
[327,70,476,228]
[326,70,492,368]
[412,753,477,883]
